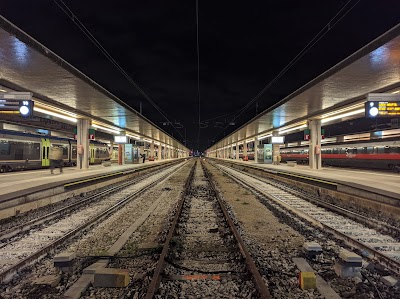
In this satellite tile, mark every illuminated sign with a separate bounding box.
[270,136,285,144]
[114,135,127,143]
[0,92,33,117]
[366,93,400,117]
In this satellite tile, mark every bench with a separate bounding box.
[287,161,297,167]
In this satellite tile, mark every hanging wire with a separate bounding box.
[53,0,184,140]
[212,0,361,142]
[196,0,201,148]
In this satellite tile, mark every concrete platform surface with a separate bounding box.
[0,159,182,203]
[211,158,400,201]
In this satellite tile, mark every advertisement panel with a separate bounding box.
[125,143,133,163]
[264,144,273,164]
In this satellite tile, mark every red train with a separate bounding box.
[279,139,400,171]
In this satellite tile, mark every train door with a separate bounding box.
[41,138,51,166]
[90,143,95,164]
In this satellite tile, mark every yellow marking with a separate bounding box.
[63,171,124,187]
[276,172,337,186]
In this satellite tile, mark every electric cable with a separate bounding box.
[211,0,361,142]
[196,0,201,148]
[53,0,184,141]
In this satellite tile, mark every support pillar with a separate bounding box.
[150,142,155,160]
[308,119,322,170]
[254,137,259,163]
[77,118,90,170]
[158,145,161,160]
[243,142,248,161]
[235,143,239,160]
[272,131,280,165]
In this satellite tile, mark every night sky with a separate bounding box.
[2,1,400,151]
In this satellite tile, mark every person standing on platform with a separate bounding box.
[77,144,84,169]
[50,147,63,174]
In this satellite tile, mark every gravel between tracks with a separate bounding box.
[206,161,400,299]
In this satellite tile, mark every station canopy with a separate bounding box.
[0,16,188,151]
[209,23,400,151]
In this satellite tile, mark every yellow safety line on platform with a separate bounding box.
[276,172,337,186]
[64,172,124,188]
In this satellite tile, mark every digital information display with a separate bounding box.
[0,92,34,117]
[366,93,400,117]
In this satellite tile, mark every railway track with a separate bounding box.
[145,160,271,299]
[0,167,170,243]
[0,161,186,283]
[214,162,400,275]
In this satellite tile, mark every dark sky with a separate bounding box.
[2,0,400,150]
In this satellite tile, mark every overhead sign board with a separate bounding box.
[270,136,285,144]
[114,135,128,143]
[366,93,400,117]
[0,92,34,116]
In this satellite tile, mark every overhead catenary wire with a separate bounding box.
[212,0,361,142]
[53,0,184,141]
[196,0,201,148]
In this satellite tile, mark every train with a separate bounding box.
[280,139,400,171]
[234,139,400,171]
[0,129,114,172]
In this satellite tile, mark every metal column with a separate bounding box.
[308,119,322,170]
[76,118,90,170]
[150,142,155,159]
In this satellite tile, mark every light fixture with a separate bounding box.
[257,133,272,140]
[92,123,120,134]
[278,124,307,135]
[0,89,7,92]
[321,108,364,123]
[126,134,140,140]
[34,107,77,123]
[391,90,400,94]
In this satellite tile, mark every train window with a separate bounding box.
[367,146,374,154]
[0,142,11,156]
[358,147,367,154]
[24,142,41,160]
[332,148,338,154]
[377,147,385,154]
[390,146,400,154]
[384,146,391,154]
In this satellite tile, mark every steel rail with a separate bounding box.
[217,160,400,238]
[0,162,185,283]
[202,161,272,299]
[215,162,400,276]
[0,161,180,242]
[144,161,196,299]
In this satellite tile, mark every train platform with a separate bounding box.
[0,158,185,219]
[210,158,400,203]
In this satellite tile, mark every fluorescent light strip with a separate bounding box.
[92,124,120,134]
[392,90,400,94]
[279,124,307,135]
[257,134,272,140]
[126,134,140,140]
[34,107,77,123]
[321,108,364,123]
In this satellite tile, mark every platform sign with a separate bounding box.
[263,144,273,164]
[304,128,325,140]
[270,136,285,144]
[366,93,400,117]
[0,92,33,117]
[114,135,127,143]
